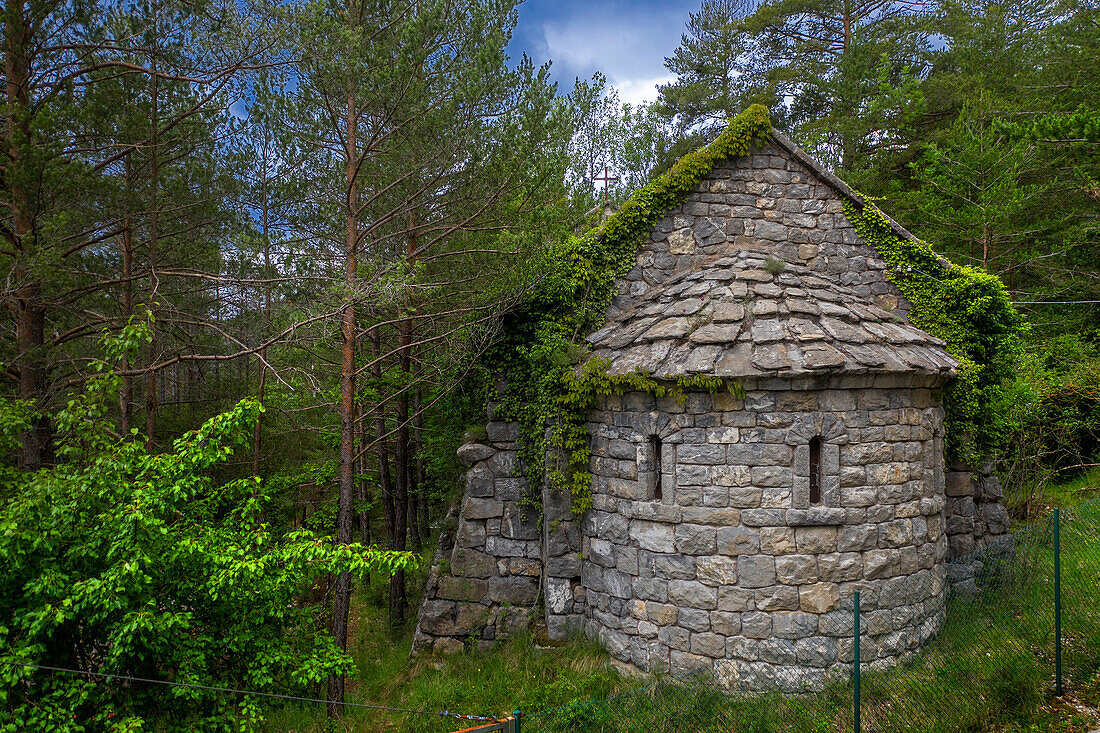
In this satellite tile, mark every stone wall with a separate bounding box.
[410,408,542,654]
[577,379,950,691]
[944,462,1011,560]
[620,143,913,327]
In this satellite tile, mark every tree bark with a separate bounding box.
[5,0,50,468]
[120,154,135,434]
[252,160,272,478]
[327,87,358,717]
[374,324,396,569]
[414,383,429,540]
[409,360,423,550]
[144,57,161,451]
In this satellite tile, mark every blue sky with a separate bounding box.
[510,0,699,105]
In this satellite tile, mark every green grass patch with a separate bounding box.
[260,576,637,732]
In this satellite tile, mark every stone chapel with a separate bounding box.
[411,124,1011,691]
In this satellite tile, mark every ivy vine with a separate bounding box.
[843,200,1026,462]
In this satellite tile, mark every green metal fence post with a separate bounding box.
[1055,508,1062,696]
[854,589,861,733]
[514,708,521,733]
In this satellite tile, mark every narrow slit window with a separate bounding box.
[650,434,663,501]
[809,436,822,505]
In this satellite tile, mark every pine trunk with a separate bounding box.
[328,88,358,717]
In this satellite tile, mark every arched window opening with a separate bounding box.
[650,434,663,501]
[809,436,822,505]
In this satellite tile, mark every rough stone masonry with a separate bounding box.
[411,130,1010,691]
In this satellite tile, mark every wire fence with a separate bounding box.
[520,499,1100,733]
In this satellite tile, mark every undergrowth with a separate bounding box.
[262,499,1100,733]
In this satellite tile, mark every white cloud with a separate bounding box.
[612,74,676,106]
[540,6,688,106]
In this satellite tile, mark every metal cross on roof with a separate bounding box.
[593,164,619,205]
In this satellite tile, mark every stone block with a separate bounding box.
[486,422,521,443]
[755,585,800,611]
[697,557,739,586]
[981,502,1010,535]
[675,524,718,554]
[676,464,710,486]
[677,443,727,464]
[864,549,901,579]
[457,442,496,466]
[718,526,760,555]
[691,632,727,658]
[617,545,640,575]
[435,572,488,603]
[878,519,913,549]
[945,513,973,536]
[800,583,840,613]
[718,585,755,612]
[817,553,863,582]
[742,612,773,638]
[451,547,495,578]
[505,557,541,577]
[738,555,777,588]
[633,577,669,602]
[837,524,877,552]
[485,536,528,557]
[670,650,713,675]
[653,554,696,580]
[949,533,975,558]
[463,498,503,520]
[728,443,792,465]
[773,612,818,639]
[456,519,487,549]
[742,509,787,527]
[776,555,818,585]
[669,580,718,609]
[604,569,632,599]
[545,554,581,578]
[795,527,838,553]
[659,625,690,652]
[751,466,793,487]
[501,504,539,540]
[545,578,572,614]
[711,611,742,636]
[648,602,679,626]
[702,486,730,507]
[488,450,518,477]
[713,467,754,491]
[945,471,973,497]
[466,461,495,497]
[682,507,741,526]
[678,607,711,632]
[632,520,676,552]
[418,599,459,635]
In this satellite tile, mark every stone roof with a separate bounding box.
[586,251,956,379]
[584,132,958,381]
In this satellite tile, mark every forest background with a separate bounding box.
[0,0,1097,728]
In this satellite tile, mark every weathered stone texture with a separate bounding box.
[575,383,949,691]
[411,401,542,654]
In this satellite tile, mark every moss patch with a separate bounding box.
[844,200,1026,461]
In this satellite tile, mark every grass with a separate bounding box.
[1033,466,1100,513]
[262,496,1100,733]
[261,567,639,732]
